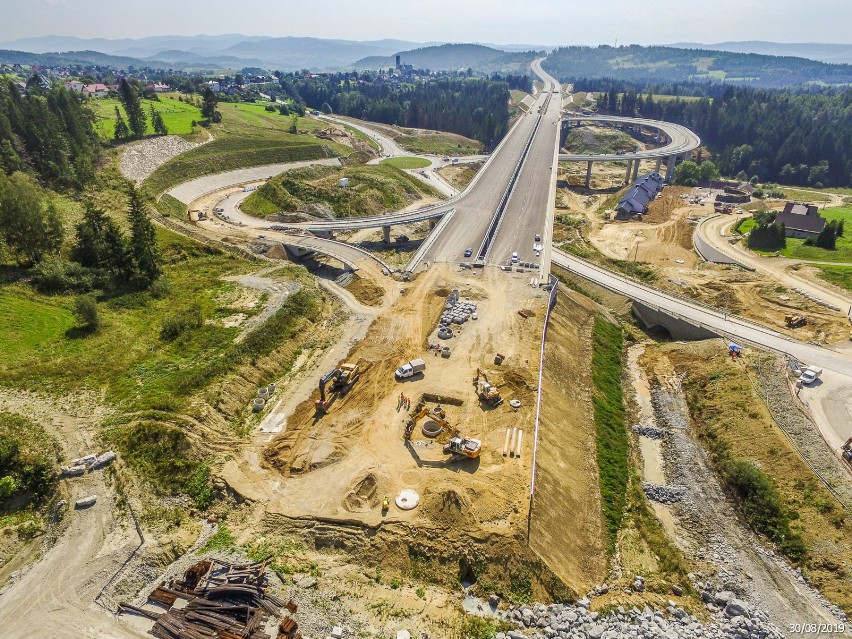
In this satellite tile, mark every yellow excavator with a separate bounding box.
[404,406,482,459]
[475,369,503,407]
[315,362,360,414]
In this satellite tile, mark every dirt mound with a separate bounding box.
[346,275,385,307]
[421,484,474,527]
[265,244,288,260]
[343,473,380,512]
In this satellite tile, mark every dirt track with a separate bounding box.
[0,391,146,639]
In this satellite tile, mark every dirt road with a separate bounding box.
[0,391,145,639]
[696,214,852,312]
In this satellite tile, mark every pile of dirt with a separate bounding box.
[344,473,380,512]
[346,274,385,307]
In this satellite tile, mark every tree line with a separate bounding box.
[0,79,100,190]
[598,85,852,188]
[275,73,511,149]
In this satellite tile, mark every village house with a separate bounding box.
[774,201,826,239]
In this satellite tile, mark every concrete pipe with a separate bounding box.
[252,397,266,413]
[257,387,269,398]
[421,420,442,438]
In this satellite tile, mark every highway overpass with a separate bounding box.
[559,115,701,185]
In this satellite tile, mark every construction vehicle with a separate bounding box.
[841,438,852,465]
[475,369,504,407]
[314,362,360,413]
[785,315,807,328]
[404,406,482,459]
[382,496,390,512]
[395,358,426,379]
[800,365,822,385]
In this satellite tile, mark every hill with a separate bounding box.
[543,45,852,88]
[354,43,541,74]
[670,41,852,66]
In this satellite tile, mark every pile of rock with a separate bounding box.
[119,135,201,184]
[60,450,116,477]
[643,482,688,504]
[495,593,786,639]
[633,424,666,439]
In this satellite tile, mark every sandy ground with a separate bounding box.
[224,265,547,531]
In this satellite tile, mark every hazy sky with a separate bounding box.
[2,0,852,45]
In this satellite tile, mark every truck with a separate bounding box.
[395,358,426,379]
[800,366,823,385]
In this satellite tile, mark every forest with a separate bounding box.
[598,85,852,188]
[276,73,511,149]
[0,79,100,190]
[542,45,852,88]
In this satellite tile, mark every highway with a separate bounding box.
[559,115,701,162]
[420,60,561,264]
[489,58,562,268]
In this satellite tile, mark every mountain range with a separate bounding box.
[669,41,852,65]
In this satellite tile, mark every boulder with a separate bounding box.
[725,599,751,618]
[714,590,735,606]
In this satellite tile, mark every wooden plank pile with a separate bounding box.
[119,558,301,639]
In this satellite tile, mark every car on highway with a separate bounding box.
[464,247,473,258]
[534,233,541,242]
[511,252,519,263]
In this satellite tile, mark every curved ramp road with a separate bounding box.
[552,248,852,377]
[559,115,701,162]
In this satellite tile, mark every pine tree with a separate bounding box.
[118,78,146,139]
[114,106,130,140]
[126,184,161,286]
[149,105,168,135]
[72,201,129,277]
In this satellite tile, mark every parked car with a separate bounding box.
[464,247,473,258]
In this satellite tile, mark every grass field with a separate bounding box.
[380,156,431,170]
[673,343,852,614]
[141,103,352,201]
[778,206,852,263]
[86,95,202,139]
[814,265,852,292]
[591,316,628,550]
[241,163,439,218]
[564,127,639,155]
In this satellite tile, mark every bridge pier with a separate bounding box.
[429,218,437,230]
[585,161,593,188]
[624,160,632,184]
[382,225,391,244]
[665,155,677,183]
[654,157,662,174]
[632,159,640,181]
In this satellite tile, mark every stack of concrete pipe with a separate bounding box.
[439,290,478,333]
[503,427,524,458]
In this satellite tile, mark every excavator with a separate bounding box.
[404,405,482,459]
[314,362,360,414]
[474,368,503,407]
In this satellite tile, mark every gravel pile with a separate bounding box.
[633,424,666,439]
[119,135,202,184]
[494,594,787,639]
[643,482,688,504]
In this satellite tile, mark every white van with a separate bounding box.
[511,252,519,263]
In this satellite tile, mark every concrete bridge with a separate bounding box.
[559,115,701,185]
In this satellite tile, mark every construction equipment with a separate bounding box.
[842,437,852,464]
[785,315,807,328]
[315,369,341,413]
[404,406,481,459]
[475,369,504,407]
[314,362,360,414]
[382,496,390,512]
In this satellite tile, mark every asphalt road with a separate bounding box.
[422,61,559,264]
[489,59,562,268]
